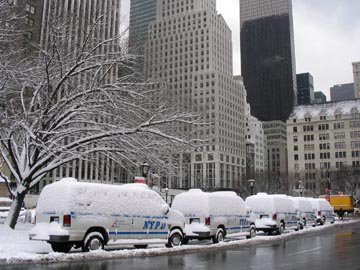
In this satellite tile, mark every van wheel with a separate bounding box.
[82,232,105,252]
[212,228,225,244]
[303,218,307,227]
[50,243,72,253]
[246,225,256,239]
[166,230,183,248]
[277,222,285,235]
[134,245,148,249]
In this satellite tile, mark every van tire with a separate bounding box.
[166,229,183,248]
[50,243,72,253]
[277,222,285,235]
[212,228,225,244]
[82,232,105,252]
[134,245,148,249]
[246,225,256,239]
[182,237,189,245]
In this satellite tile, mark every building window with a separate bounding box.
[24,17,34,26]
[25,3,35,14]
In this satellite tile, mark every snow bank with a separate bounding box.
[1,220,358,266]
[0,197,12,203]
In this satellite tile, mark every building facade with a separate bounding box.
[287,100,360,196]
[145,0,247,190]
[297,73,314,105]
[330,83,355,101]
[16,0,44,45]
[353,61,360,98]
[240,0,297,122]
[245,104,266,179]
[128,0,157,74]
[263,120,288,193]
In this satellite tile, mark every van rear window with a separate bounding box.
[190,218,200,224]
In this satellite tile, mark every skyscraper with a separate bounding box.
[128,0,157,75]
[128,0,156,51]
[41,0,121,52]
[145,0,247,190]
[314,91,327,103]
[353,61,360,98]
[330,83,355,101]
[297,73,314,105]
[240,0,297,122]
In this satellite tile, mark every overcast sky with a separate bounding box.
[121,0,360,99]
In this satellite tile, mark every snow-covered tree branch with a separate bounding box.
[0,1,197,229]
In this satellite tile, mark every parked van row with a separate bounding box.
[28,179,336,253]
[245,193,335,235]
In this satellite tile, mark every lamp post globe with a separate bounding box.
[248,179,255,195]
[141,162,150,178]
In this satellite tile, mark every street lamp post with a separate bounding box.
[248,179,255,195]
[299,180,304,197]
[326,171,331,201]
[164,187,169,204]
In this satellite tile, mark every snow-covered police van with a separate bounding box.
[29,178,185,253]
[307,198,335,225]
[291,197,317,228]
[245,193,300,235]
[171,189,256,244]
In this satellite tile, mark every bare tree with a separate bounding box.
[0,2,196,229]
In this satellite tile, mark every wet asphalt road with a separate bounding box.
[5,221,360,270]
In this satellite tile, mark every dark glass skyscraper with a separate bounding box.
[128,0,157,74]
[240,0,297,122]
[297,72,314,105]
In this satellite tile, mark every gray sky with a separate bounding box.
[121,0,360,99]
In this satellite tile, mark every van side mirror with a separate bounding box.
[162,204,170,215]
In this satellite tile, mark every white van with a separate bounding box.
[29,178,185,253]
[291,197,317,228]
[245,193,300,235]
[307,198,335,225]
[171,189,256,244]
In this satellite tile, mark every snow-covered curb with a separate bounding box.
[1,220,359,266]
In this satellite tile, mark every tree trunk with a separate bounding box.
[5,191,27,229]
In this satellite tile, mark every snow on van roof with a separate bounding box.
[245,193,295,212]
[171,190,210,217]
[36,178,167,218]
[59,177,77,183]
[210,191,238,197]
[172,189,247,216]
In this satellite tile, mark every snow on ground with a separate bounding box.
[0,220,358,266]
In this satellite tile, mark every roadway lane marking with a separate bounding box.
[288,247,322,256]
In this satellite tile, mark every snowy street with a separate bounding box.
[1,220,358,266]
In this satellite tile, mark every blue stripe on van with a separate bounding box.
[225,226,251,231]
[109,231,168,235]
[68,211,168,220]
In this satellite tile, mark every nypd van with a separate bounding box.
[307,198,335,225]
[291,197,317,228]
[245,193,300,235]
[171,189,256,244]
[29,178,185,253]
